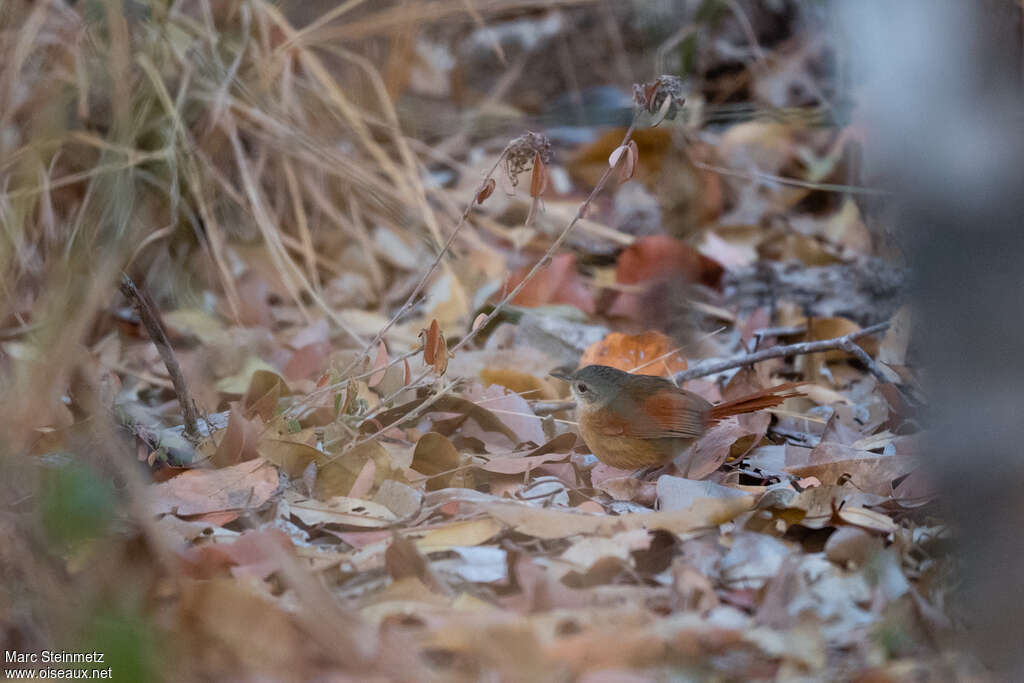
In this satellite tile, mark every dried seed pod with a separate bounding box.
[633,75,685,122]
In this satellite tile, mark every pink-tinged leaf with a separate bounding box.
[347,457,376,500]
[369,341,388,387]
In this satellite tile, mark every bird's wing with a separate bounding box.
[584,391,708,440]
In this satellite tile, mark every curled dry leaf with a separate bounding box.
[432,332,449,375]
[422,319,441,365]
[475,177,496,204]
[420,318,448,375]
[620,140,638,182]
[529,152,549,198]
[649,90,675,126]
[243,370,289,422]
[608,144,627,169]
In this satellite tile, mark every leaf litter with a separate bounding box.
[2,2,972,680]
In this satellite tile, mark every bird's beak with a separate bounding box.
[548,367,573,381]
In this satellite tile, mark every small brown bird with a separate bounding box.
[554,365,802,471]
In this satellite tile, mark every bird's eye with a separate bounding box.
[576,383,588,393]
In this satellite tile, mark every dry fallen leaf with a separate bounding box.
[149,460,279,516]
[579,330,687,377]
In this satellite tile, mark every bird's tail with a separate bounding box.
[708,382,805,423]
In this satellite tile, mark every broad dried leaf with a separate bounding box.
[289,495,397,528]
[411,517,503,551]
[485,496,752,540]
[314,441,396,500]
[477,433,576,474]
[411,432,473,491]
[149,460,279,516]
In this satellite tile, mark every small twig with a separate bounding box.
[448,120,638,358]
[692,159,889,196]
[673,322,891,383]
[753,325,807,339]
[338,145,512,380]
[120,274,202,443]
[531,400,576,415]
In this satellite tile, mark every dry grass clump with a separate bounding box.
[0,0,511,675]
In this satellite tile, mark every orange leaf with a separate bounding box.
[579,331,687,377]
[422,319,441,365]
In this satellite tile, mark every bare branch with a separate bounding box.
[120,274,202,443]
[673,322,892,383]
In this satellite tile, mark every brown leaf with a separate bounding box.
[432,331,449,376]
[243,370,289,422]
[787,442,920,496]
[372,394,520,444]
[385,532,452,595]
[211,407,263,468]
[529,152,549,198]
[314,441,398,500]
[476,433,576,475]
[411,432,473,491]
[149,460,279,516]
[422,319,441,365]
[475,177,496,204]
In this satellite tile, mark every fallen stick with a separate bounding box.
[673,321,891,383]
[120,274,201,443]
